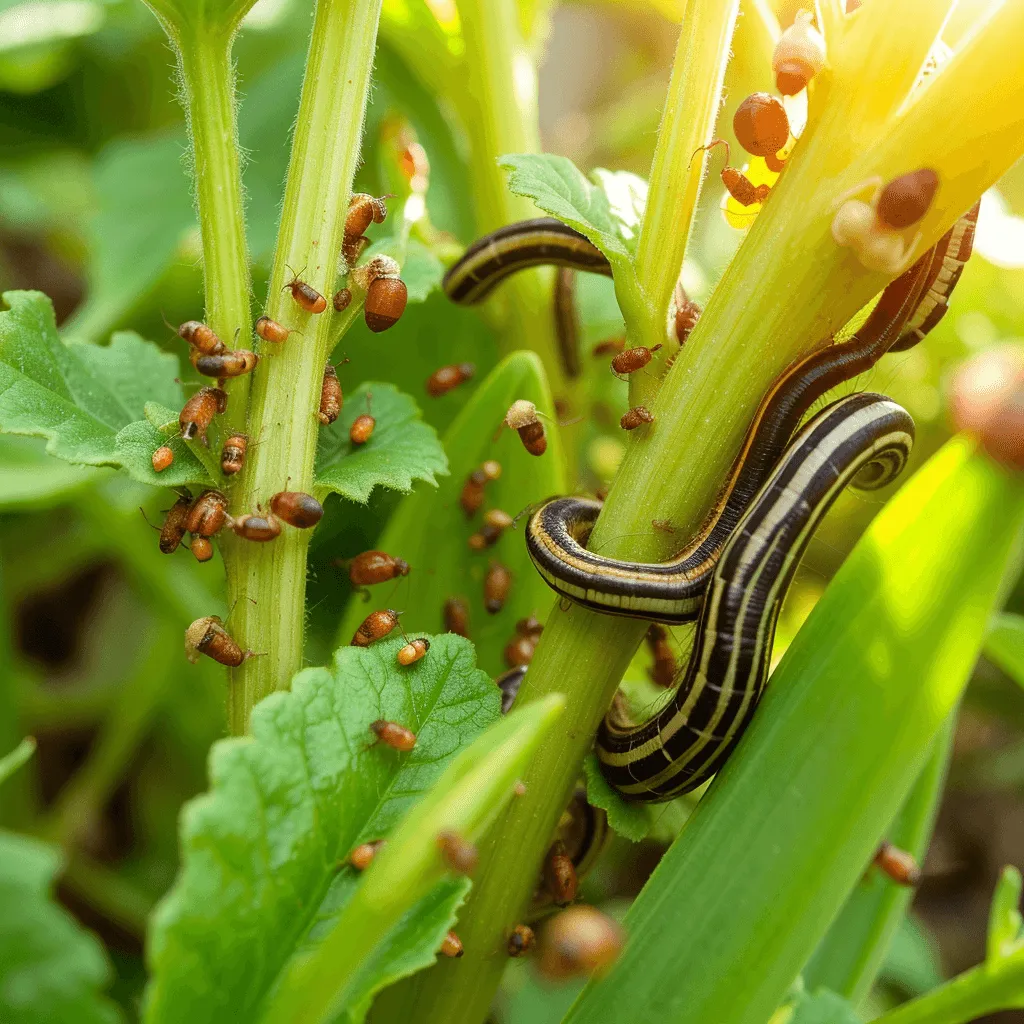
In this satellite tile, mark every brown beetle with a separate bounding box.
[646,624,677,688]
[675,298,701,345]
[484,562,512,614]
[284,270,327,314]
[873,841,921,887]
[221,433,248,476]
[319,363,343,426]
[190,536,214,562]
[184,615,252,667]
[611,345,662,377]
[350,402,376,445]
[178,320,224,355]
[437,829,478,875]
[508,924,536,958]
[254,315,291,344]
[504,400,547,456]
[544,840,578,906]
[443,596,470,638]
[397,637,430,666]
[269,491,323,529]
[470,508,514,551]
[348,551,410,586]
[537,906,623,981]
[346,193,389,239]
[620,406,654,431]
[231,513,281,542]
[365,277,408,334]
[332,288,352,313]
[426,363,475,397]
[733,92,790,158]
[876,169,939,230]
[179,386,227,443]
[772,11,826,96]
[369,718,416,752]
[352,609,399,646]
[152,445,174,473]
[349,839,386,871]
[460,469,488,517]
[159,494,192,554]
[503,633,536,668]
[439,931,463,958]
[194,349,258,379]
[185,489,229,537]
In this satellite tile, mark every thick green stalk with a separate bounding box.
[872,957,1024,1024]
[804,715,956,1002]
[224,0,383,734]
[453,0,564,393]
[175,28,252,426]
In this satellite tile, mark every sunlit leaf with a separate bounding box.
[985,613,1024,690]
[145,634,498,1024]
[987,866,1024,961]
[314,381,447,503]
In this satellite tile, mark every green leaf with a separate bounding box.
[985,613,1024,689]
[396,239,445,303]
[258,693,567,1024]
[144,634,499,1024]
[333,352,564,676]
[879,916,944,998]
[498,153,637,268]
[787,990,862,1024]
[563,439,1024,1024]
[315,381,447,503]
[0,291,212,488]
[0,737,35,787]
[582,755,649,843]
[987,866,1024,961]
[0,830,120,1024]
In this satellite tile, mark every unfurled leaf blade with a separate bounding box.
[985,613,1024,690]
[788,989,862,1024]
[333,352,564,676]
[0,291,212,488]
[0,831,121,1024]
[315,382,447,503]
[144,634,499,1024]
[987,866,1024,961]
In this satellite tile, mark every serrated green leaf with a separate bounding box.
[259,693,567,1024]
[987,866,1024,961]
[0,291,213,488]
[0,737,35,787]
[333,352,564,676]
[145,634,499,1024]
[0,830,121,1024]
[498,153,635,268]
[985,613,1024,689]
[582,754,649,843]
[315,382,447,502]
[787,990,862,1024]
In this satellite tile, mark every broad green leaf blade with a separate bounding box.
[564,439,1024,1024]
[787,990,862,1024]
[144,635,499,1024]
[314,382,447,503]
[987,866,1024,961]
[985,613,1024,690]
[498,154,633,267]
[259,693,567,1024]
[804,718,954,1002]
[333,352,564,676]
[0,831,120,1024]
[0,437,100,508]
[0,291,212,488]
[0,737,35,787]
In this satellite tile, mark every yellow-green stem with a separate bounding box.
[224,0,383,735]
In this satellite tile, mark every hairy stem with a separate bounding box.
[224,0,383,734]
[175,26,253,432]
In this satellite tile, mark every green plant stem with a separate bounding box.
[804,714,956,1003]
[224,0,383,735]
[872,956,1024,1024]
[453,0,565,395]
[630,0,740,360]
[175,25,253,433]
